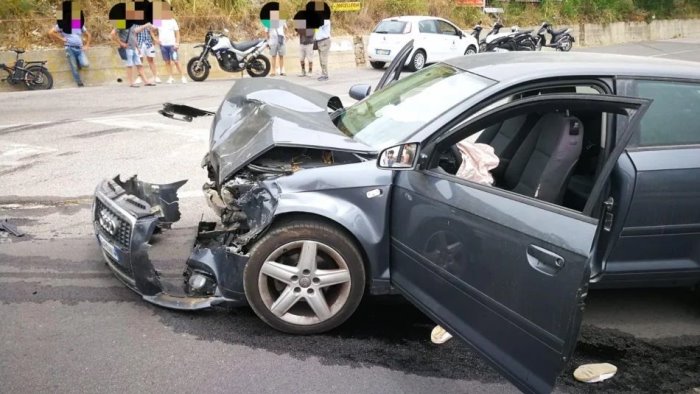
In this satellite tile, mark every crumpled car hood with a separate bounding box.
[209,78,375,184]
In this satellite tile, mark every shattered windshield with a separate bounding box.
[336,64,494,148]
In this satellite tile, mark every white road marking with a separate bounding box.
[649,48,700,57]
[85,117,209,141]
[0,142,57,169]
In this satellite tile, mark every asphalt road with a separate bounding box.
[2,38,700,394]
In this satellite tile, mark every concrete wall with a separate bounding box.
[2,18,700,92]
[0,36,360,92]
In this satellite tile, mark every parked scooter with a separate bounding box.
[474,22,536,52]
[187,29,270,81]
[534,22,575,51]
[0,48,53,90]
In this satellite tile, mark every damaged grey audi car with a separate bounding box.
[93,40,700,393]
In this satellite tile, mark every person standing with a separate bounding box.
[296,26,314,77]
[314,18,331,81]
[111,24,154,87]
[135,25,160,84]
[48,22,91,87]
[267,17,287,76]
[155,15,186,83]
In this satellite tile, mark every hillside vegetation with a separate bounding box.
[2,0,700,49]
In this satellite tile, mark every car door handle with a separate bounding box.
[526,244,565,276]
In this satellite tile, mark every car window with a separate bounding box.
[436,20,458,36]
[373,20,408,34]
[335,64,494,149]
[418,20,437,34]
[430,99,625,215]
[630,80,700,146]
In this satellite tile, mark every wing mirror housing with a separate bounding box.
[349,84,372,101]
[377,143,419,170]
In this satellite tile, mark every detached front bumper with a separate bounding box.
[93,176,248,310]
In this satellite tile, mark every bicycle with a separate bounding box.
[1,48,53,90]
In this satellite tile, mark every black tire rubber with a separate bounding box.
[407,49,426,72]
[465,45,477,55]
[370,61,386,69]
[24,65,53,90]
[187,57,210,82]
[243,219,366,335]
[246,55,271,77]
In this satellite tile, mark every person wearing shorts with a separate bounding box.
[155,17,186,83]
[135,26,160,84]
[267,17,286,76]
[111,24,154,87]
[296,27,314,77]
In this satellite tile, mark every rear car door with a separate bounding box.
[388,95,650,393]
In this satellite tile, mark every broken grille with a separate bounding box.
[95,198,132,249]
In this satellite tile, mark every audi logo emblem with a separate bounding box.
[98,209,119,236]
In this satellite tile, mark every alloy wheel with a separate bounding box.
[258,240,352,325]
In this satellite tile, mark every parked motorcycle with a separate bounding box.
[187,29,270,81]
[0,49,53,90]
[535,22,575,51]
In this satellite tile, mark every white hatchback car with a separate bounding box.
[367,16,479,71]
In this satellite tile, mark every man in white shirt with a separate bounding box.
[314,19,331,81]
[267,13,287,76]
[154,12,186,83]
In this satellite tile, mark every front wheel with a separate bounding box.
[24,66,53,90]
[370,61,385,69]
[244,219,366,334]
[187,57,210,82]
[465,45,477,55]
[246,55,270,77]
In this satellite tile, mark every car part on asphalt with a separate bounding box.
[159,103,215,122]
[573,363,618,383]
[0,218,24,237]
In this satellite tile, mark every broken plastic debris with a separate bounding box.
[0,218,25,237]
[573,362,618,383]
[430,325,453,344]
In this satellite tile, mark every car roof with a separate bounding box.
[445,52,700,82]
[381,15,446,22]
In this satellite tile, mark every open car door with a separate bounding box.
[375,39,414,92]
[389,95,651,393]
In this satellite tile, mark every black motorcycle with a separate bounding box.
[1,49,53,90]
[187,29,270,81]
[535,22,575,52]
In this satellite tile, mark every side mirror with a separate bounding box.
[377,143,419,170]
[349,84,372,101]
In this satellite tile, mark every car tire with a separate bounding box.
[243,219,366,335]
[370,61,385,69]
[465,45,477,55]
[407,49,426,72]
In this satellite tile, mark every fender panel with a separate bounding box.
[272,187,392,293]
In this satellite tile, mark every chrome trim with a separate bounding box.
[95,189,137,246]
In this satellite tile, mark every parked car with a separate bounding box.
[367,16,479,71]
[93,44,700,393]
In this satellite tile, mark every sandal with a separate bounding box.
[145,82,156,86]
[129,84,140,88]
